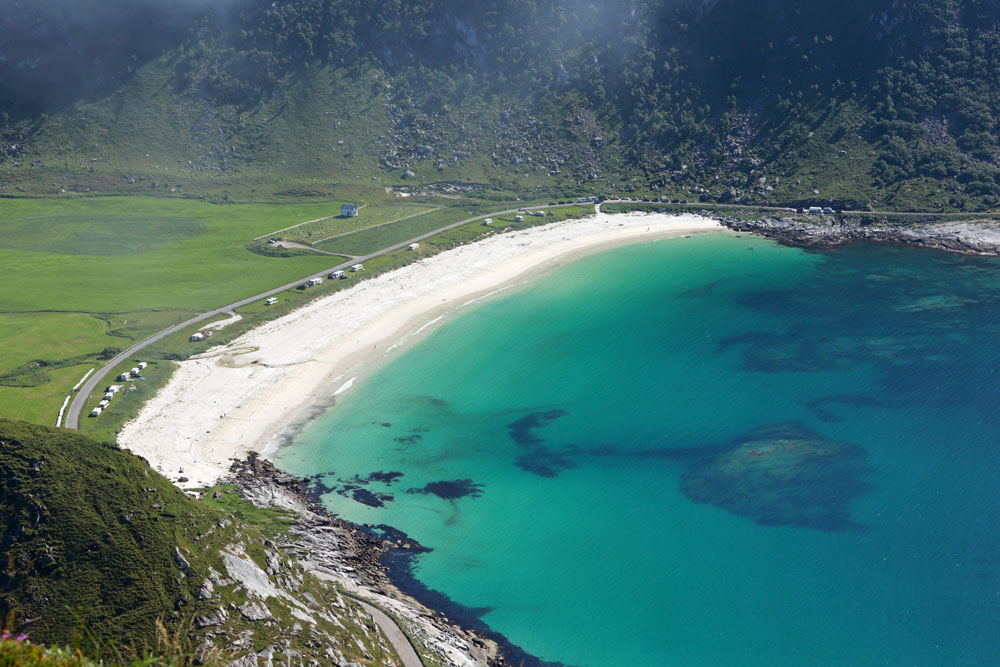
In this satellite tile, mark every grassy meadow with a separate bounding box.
[0,196,369,424]
[263,204,440,246]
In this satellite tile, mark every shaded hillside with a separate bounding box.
[0,420,401,664]
[3,0,1000,210]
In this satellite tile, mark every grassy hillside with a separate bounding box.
[0,419,403,664]
[3,1,1000,211]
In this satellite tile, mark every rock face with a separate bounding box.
[195,608,228,628]
[225,454,499,667]
[174,546,191,573]
[720,215,1000,256]
[240,600,272,622]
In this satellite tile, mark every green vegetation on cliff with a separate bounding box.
[0,419,402,665]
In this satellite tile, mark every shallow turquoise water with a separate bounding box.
[277,234,1000,666]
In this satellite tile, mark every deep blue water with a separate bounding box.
[277,233,1000,666]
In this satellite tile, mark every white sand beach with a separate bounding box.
[118,210,725,487]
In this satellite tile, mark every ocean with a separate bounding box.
[276,232,1000,666]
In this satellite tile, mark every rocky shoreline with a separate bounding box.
[716,213,1000,256]
[226,454,519,667]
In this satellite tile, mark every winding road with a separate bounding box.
[355,599,424,667]
[65,203,568,429]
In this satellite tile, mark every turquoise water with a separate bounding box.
[277,234,1000,666]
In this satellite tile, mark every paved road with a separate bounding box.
[356,599,423,667]
[65,203,567,429]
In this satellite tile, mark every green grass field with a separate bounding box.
[261,204,440,245]
[0,197,345,312]
[0,195,427,424]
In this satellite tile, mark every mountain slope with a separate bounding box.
[2,0,1000,210]
[0,420,403,664]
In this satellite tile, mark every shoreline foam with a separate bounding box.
[118,210,726,487]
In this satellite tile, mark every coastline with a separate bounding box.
[118,210,725,488]
[717,213,1000,255]
[227,454,566,666]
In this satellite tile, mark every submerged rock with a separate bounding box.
[680,423,871,532]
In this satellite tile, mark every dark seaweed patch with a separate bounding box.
[514,451,577,478]
[308,470,403,508]
[507,409,567,445]
[350,487,388,507]
[506,409,576,477]
[395,434,423,445]
[366,470,404,485]
[406,479,484,500]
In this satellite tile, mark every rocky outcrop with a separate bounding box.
[174,546,191,573]
[225,454,501,667]
[718,214,1000,256]
[240,600,272,622]
[195,608,228,628]
[198,578,215,600]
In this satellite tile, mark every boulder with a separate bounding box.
[195,608,228,628]
[173,547,190,573]
[199,579,215,600]
[240,599,272,622]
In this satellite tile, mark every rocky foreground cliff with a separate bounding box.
[225,454,501,667]
[0,420,496,666]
